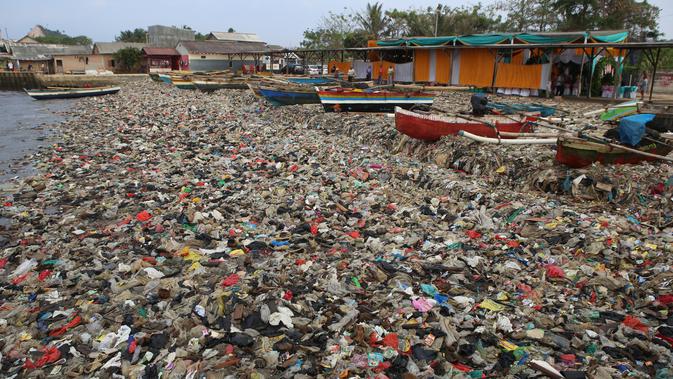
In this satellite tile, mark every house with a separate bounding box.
[148,25,194,48]
[143,47,181,72]
[9,43,93,73]
[175,40,266,72]
[16,36,39,44]
[206,32,263,43]
[92,42,147,72]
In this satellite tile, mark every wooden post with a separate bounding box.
[613,48,623,100]
[577,48,586,96]
[489,49,500,92]
[320,51,324,76]
[587,48,595,98]
[649,48,661,102]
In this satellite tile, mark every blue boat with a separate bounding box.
[257,85,320,106]
[286,77,335,85]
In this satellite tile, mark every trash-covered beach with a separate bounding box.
[1,80,673,378]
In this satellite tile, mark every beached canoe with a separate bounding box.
[395,107,535,141]
[24,86,121,100]
[157,73,172,84]
[286,77,335,85]
[193,79,248,91]
[258,85,320,106]
[317,88,433,113]
[171,77,195,90]
[247,83,263,98]
[555,135,673,168]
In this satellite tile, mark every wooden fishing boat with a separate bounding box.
[317,87,434,113]
[258,85,320,106]
[286,77,335,85]
[247,83,263,98]
[157,73,172,84]
[555,135,673,168]
[599,100,638,121]
[394,107,536,141]
[193,78,248,91]
[24,86,120,100]
[170,76,195,90]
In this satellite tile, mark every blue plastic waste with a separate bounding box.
[618,113,655,146]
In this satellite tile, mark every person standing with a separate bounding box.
[639,74,648,100]
[7,61,14,72]
[377,65,384,85]
[554,73,564,96]
[331,64,338,79]
[387,65,395,85]
[366,65,372,81]
[347,67,355,82]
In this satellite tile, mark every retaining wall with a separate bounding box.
[0,72,148,90]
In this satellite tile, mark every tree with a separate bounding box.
[385,4,502,37]
[113,47,143,73]
[228,27,235,33]
[35,35,92,45]
[497,0,559,32]
[355,2,390,39]
[115,28,147,42]
[300,10,357,49]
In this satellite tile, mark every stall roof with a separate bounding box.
[376,30,629,47]
[143,47,179,56]
[94,42,147,54]
[10,43,92,60]
[177,40,267,54]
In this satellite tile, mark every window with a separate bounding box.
[85,57,89,64]
[111,59,115,68]
[229,61,233,68]
[201,55,206,59]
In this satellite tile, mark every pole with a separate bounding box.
[434,8,439,37]
[577,48,586,96]
[613,48,622,100]
[649,48,661,102]
[587,47,595,98]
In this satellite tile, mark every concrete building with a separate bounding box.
[9,43,93,73]
[143,47,181,72]
[92,42,147,72]
[206,32,263,43]
[148,25,194,48]
[175,40,266,72]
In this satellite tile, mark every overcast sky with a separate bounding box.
[1,0,671,46]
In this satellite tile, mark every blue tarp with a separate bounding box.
[376,31,628,47]
[618,114,655,146]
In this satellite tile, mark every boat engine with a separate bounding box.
[471,94,488,116]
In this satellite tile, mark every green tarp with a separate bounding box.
[377,39,406,46]
[408,36,456,46]
[457,34,512,45]
[376,31,628,47]
[516,33,585,44]
[591,31,629,43]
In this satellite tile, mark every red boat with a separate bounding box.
[555,136,673,168]
[394,107,536,142]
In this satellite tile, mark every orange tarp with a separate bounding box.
[494,63,543,89]
[459,49,495,88]
[328,61,352,74]
[414,50,430,82]
[372,61,395,80]
[435,50,451,84]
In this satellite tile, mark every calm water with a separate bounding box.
[0,91,70,182]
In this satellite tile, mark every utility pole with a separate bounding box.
[434,5,441,37]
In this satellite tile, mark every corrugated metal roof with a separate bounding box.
[94,42,147,54]
[178,40,267,54]
[207,32,263,43]
[143,47,180,56]
[10,43,92,60]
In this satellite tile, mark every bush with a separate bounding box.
[113,47,143,73]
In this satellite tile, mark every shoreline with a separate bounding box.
[0,80,671,377]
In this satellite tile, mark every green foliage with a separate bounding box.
[552,0,660,39]
[228,27,235,33]
[195,33,208,41]
[34,34,92,45]
[299,0,661,49]
[355,2,389,39]
[113,47,143,73]
[115,28,147,43]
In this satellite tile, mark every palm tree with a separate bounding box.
[355,2,390,39]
